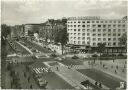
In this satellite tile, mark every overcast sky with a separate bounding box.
[1,0,127,25]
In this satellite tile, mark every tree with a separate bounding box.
[119,33,127,49]
[97,43,106,57]
[1,24,11,88]
[55,27,68,54]
[1,24,11,38]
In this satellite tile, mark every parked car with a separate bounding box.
[37,77,48,87]
[50,53,57,57]
[72,55,79,59]
[55,57,62,61]
[35,55,46,59]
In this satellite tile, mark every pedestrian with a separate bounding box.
[111,65,113,68]
[116,65,118,69]
[122,69,125,73]
[125,61,126,64]
[56,66,59,71]
[124,65,126,68]
[103,64,105,67]
[24,72,26,78]
[95,81,98,86]
[115,70,117,74]
[11,81,13,88]
[113,59,114,62]
[30,84,32,89]
[28,76,30,82]
[99,83,102,88]
[100,61,102,65]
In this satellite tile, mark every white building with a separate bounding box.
[67,16,127,53]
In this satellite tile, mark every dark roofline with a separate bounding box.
[25,23,41,25]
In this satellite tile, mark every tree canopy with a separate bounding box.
[55,27,68,45]
[1,24,11,38]
[119,33,127,48]
[54,27,68,54]
[97,43,106,54]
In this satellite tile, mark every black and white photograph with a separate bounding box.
[1,0,127,89]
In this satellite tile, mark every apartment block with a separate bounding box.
[67,16,127,53]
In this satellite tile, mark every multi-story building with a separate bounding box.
[39,18,67,43]
[10,25,24,39]
[24,24,42,37]
[67,16,127,53]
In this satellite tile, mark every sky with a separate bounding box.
[1,0,127,25]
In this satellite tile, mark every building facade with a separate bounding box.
[24,24,42,37]
[39,18,67,43]
[10,25,24,39]
[67,16,127,53]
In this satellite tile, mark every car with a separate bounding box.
[35,55,47,59]
[50,53,57,57]
[37,77,48,87]
[72,55,79,59]
[55,57,62,61]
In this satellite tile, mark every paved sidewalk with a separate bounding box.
[16,42,33,55]
[5,71,12,89]
[84,60,126,82]
[14,65,39,89]
[44,62,109,89]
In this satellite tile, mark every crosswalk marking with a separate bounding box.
[66,65,88,70]
[32,65,88,74]
[32,67,49,74]
[18,54,33,57]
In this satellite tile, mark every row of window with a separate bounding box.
[92,42,118,46]
[68,29,126,32]
[70,41,118,46]
[70,37,120,41]
[67,24,126,28]
[67,20,125,24]
[92,33,121,36]
[71,41,90,44]
[71,37,90,40]
[69,33,122,36]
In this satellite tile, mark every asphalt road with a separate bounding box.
[29,61,74,89]
[60,58,83,66]
[78,69,124,89]
[13,41,30,54]
[23,40,52,53]
[42,72,74,89]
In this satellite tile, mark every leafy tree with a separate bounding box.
[1,24,11,38]
[119,33,127,49]
[55,27,68,54]
[97,43,106,57]
[1,24,11,88]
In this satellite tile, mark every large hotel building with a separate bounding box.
[67,16,127,53]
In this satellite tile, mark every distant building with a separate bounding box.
[24,24,42,37]
[10,25,24,39]
[67,16,127,53]
[39,18,67,43]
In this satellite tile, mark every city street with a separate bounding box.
[2,1,127,89]
[23,40,52,54]
[5,39,127,89]
[78,69,124,89]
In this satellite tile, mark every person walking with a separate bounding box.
[30,84,32,89]
[24,72,26,78]
[115,70,117,74]
[28,76,30,83]
[99,83,102,88]
[95,81,98,86]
